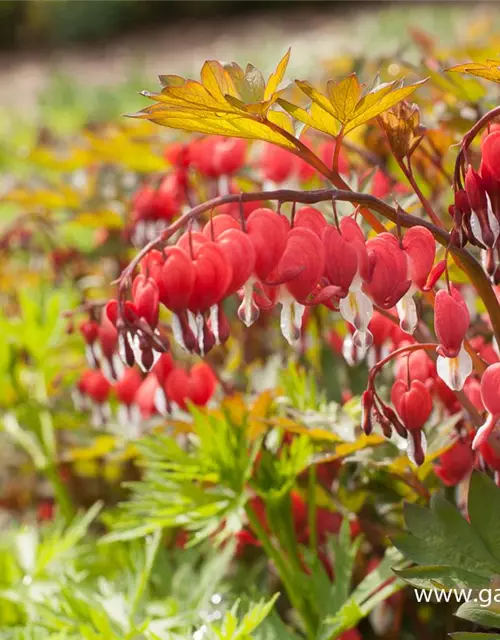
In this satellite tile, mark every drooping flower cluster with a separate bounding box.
[112,202,441,372]
[74,350,217,432]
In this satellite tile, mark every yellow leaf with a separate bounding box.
[5,187,80,210]
[447,59,500,83]
[203,60,242,104]
[251,391,275,419]
[332,434,386,458]
[75,210,123,229]
[326,74,361,122]
[266,417,339,442]
[295,80,338,119]
[294,75,427,136]
[73,459,99,478]
[69,436,117,461]
[28,146,93,171]
[264,48,291,101]
[277,98,339,137]
[227,63,266,104]
[137,107,297,149]
[221,394,247,424]
[136,55,302,149]
[266,110,295,136]
[344,78,428,134]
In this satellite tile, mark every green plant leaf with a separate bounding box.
[468,472,500,565]
[394,565,490,590]
[456,601,500,629]
[393,494,500,578]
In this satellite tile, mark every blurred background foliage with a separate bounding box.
[0,1,348,49]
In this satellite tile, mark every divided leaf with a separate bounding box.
[292,75,427,136]
[132,53,298,150]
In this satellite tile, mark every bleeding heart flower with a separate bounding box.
[433,434,475,486]
[166,362,217,411]
[324,217,374,350]
[80,320,99,345]
[202,214,240,240]
[97,313,124,382]
[114,368,143,434]
[84,370,112,427]
[293,206,328,238]
[364,233,411,310]
[434,286,472,391]
[151,352,175,385]
[160,246,195,312]
[114,368,142,406]
[481,130,500,183]
[396,226,436,334]
[395,350,435,384]
[435,286,470,358]
[391,379,433,432]
[391,378,433,465]
[370,170,393,199]
[237,209,289,328]
[131,275,160,329]
[464,166,499,248]
[270,227,325,344]
[259,143,296,185]
[80,319,100,367]
[214,228,256,296]
[190,136,247,178]
[246,209,289,281]
[472,363,500,450]
[135,373,161,419]
[151,171,184,220]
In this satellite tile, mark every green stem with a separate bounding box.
[128,529,163,626]
[245,503,317,638]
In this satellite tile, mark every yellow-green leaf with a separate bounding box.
[326,73,361,122]
[295,80,338,118]
[135,55,302,149]
[264,48,291,100]
[447,59,500,84]
[277,98,339,136]
[294,75,427,136]
[343,78,428,134]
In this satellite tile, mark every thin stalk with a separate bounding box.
[128,529,163,626]
[399,157,443,228]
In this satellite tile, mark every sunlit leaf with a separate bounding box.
[447,59,500,83]
[293,75,427,136]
